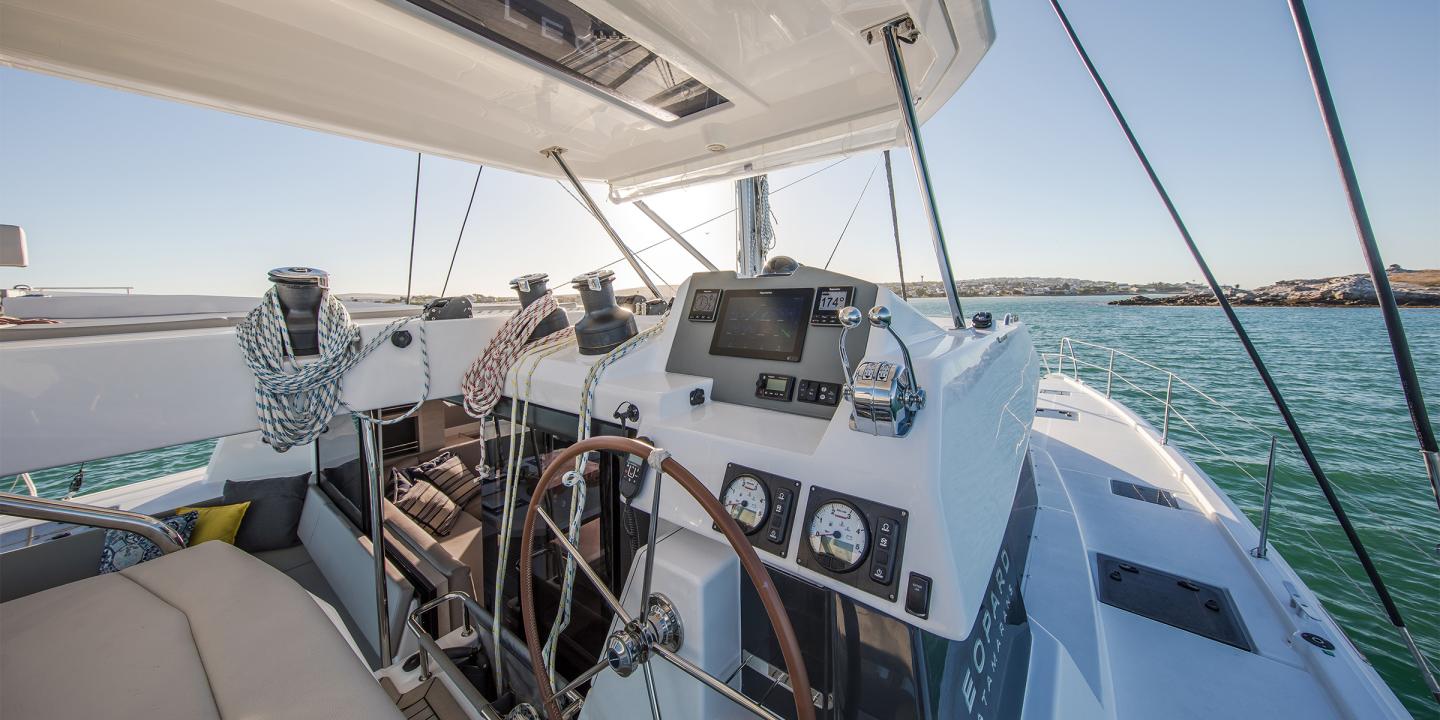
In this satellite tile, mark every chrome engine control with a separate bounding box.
[844,305,926,437]
[837,305,865,398]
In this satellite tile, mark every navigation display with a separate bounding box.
[810,286,855,326]
[709,288,815,362]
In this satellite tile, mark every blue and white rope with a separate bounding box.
[236,288,429,452]
[542,313,670,682]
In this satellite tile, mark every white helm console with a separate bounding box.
[665,267,878,421]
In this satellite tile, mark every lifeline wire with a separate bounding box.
[235,288,429,452]
[1047,0,1438,700]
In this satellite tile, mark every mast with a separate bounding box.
[735,175,771,278]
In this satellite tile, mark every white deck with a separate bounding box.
[1022,374,1409,719]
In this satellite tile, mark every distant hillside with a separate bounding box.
[1391,268,1440,289]
[1112,266,1440,307]
[880,277,1204,298]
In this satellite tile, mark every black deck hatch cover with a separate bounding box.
[1110,479,1180,509]
[1096,554,1254,652]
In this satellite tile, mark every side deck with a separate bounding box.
[1021,373,1408,719]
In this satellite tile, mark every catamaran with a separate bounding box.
[2,0,1435,718]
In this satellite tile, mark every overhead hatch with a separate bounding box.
[403,0,729,123]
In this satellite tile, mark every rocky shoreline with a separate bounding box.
[1110,268,1440,307]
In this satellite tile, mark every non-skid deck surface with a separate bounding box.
[1026,375,1347,719]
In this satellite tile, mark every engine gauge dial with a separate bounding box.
[721,474,770,534]
[807,501,869,572]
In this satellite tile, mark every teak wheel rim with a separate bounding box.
[517,435,814,720]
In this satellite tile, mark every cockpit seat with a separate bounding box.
[0,540,402,720]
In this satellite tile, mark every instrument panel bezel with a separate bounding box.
[796,485,909,602]
[714,463,802,559]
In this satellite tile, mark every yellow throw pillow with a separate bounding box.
[176,501,251,546]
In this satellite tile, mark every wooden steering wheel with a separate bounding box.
[517,436,814,720]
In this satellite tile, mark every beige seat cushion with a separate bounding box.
[383,501,484,635]
[1,541,402,720]
[1,570,222,719]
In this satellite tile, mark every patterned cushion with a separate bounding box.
[388,467,414,500]
[393,480,462,536]
[405,451,454,481]
[97,511,198,573]
[420,454,483,508]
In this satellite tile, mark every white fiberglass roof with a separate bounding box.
[0,0,993,199]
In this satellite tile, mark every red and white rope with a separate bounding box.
[461,292,569,420]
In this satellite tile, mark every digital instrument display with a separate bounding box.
[808,500,870,572]
[754,373,795,401]
[688,288,722,322]
[709,288,814,362]
[721,474,770,534]
[810,286,855,326]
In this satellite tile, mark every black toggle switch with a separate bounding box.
[905,572,932,618]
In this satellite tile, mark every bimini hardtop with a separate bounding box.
[1,0,1433,719]
[0,0,991,199]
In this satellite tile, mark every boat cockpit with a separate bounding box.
[2,249,1038,719]
[0,0,1425,718]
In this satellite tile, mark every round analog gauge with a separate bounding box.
[721,474,770,534]
[807,501,869,572]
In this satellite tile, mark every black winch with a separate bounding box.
[267,266,328,357]
[510,273,570,342]
[571,269,636,355]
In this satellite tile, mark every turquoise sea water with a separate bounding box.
[6,295,1437,714]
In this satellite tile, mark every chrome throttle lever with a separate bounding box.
[840,304,925,437]
[837,305,865,399]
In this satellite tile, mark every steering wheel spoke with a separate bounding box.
[518,436,814,720]
[640,662,662,720]
[534,506,633,624]
[650,645,783,720]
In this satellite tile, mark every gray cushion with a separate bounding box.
[323,458,367,514]
[223,473,308,551]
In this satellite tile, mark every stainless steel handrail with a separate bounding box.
[1042,338,1440,566]
[0,491,185,553]
[405,591,505,720]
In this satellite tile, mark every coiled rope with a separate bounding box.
[236,288,429,452]
[461,292,568,421]
[543,313,671,682]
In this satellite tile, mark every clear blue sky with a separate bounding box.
[1,0,1436,297]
